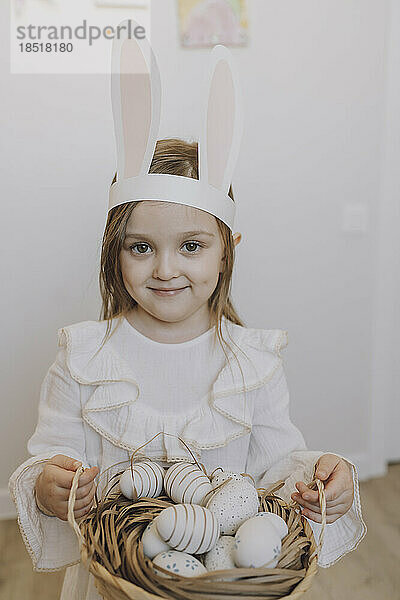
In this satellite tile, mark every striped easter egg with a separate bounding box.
[164,462,212,505]
[156,503,219,554]
[119,460,164,500]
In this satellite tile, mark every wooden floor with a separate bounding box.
[0,463,399,600]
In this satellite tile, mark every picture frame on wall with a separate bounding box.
[178,0,248,48]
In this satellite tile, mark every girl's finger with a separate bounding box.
[52,467,76,490]
[56,466,98,490]
[292,491,348,509]
[77,467,99,488]
[74,502,94,519]
[296,478,343,503]
[295,484,319,503]
[293,495,347,514]
[314,453,341,481]
[60,485,96,509]
[301,508,343,524]
[75,481,95,500]
[72,489,96,511]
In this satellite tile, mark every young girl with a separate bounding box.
[9,138,366,600]
[9,32,366,600]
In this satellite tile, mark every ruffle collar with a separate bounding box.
[58,316,288,462]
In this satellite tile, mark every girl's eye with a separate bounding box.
[128,242,203,255]
[129,243,151,254]
[182,242,202,253]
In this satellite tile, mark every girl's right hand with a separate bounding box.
[34,454,99,521]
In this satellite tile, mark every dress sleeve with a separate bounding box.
[8,342,91,572]
[245,362,367,568]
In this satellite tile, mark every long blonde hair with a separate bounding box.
[98,138,249,383]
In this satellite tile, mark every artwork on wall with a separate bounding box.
[177,0,248,48]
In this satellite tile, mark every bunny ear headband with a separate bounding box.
[109,19,243,231]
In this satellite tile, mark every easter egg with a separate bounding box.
[141,518,171,559]
[211,470,248,486]
[156,503,219,554]
[153,550,207,578]
[254,512,288,540]
[206,475,259,535]
[204,535,237,581]
[119,461,164,500]
[164,462,213,505]
[232,516,282,568]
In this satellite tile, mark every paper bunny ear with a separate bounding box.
[111,19,161,181]
[200,45,243,194]
[108,29,242,231]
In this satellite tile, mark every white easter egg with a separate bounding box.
[153,550,207,578]
[156,503,219,554]
[207,478,259,535]
[204,536,237,581]
[164,462,213,505]
[211,471,247,486]
[141,518,171,559]
[233,517,282,568]
[119,461,164,500]
[253,512,288,540]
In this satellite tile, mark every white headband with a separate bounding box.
[109,20,243,231]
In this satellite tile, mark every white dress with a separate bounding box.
[9,315,367,600]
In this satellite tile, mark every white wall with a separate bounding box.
[1,0,396,518]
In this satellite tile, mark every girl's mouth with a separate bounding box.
[149,287,188,297]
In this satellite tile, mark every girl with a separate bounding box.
[9,32,366,600]
[9,138,366,600]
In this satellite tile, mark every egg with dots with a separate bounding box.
[156,503,219,554]
[153,550,207,578]
[253,511,289,539]
[204,535,238,581]
[164,462,213,505]
[205,471,259,535]
[232,514,285,569]
[119,461,164,500]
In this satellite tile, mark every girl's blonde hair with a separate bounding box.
[98,138,249,382]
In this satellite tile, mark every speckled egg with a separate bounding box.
[232,516,282,568]
[164,462,213,505]
[119,461,164,500]
[156,503,219,554]
[141,518,171,559]
[153,550,207,578]
[204,535,238,581]
[253,512,288,540]
[211,470,246,486]
[206,476,259,535]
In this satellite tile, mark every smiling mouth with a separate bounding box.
[149,286,189,296]
[149,286,188,291]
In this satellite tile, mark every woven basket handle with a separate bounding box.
[296,478,326,560]
[67,466,86,547]
[263,477,326,560]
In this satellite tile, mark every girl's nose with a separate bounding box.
[152,252,180,280]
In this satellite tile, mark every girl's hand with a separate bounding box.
[290,453,354,524]
[34,454,99,521]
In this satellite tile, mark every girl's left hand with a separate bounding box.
[290,453,354,524]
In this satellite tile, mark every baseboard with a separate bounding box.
[0,488,17,520]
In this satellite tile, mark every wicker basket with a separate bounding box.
[67,463,326,600]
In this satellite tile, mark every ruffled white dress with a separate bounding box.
[9,315,367,600]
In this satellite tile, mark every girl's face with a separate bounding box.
[120,201,233,328]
